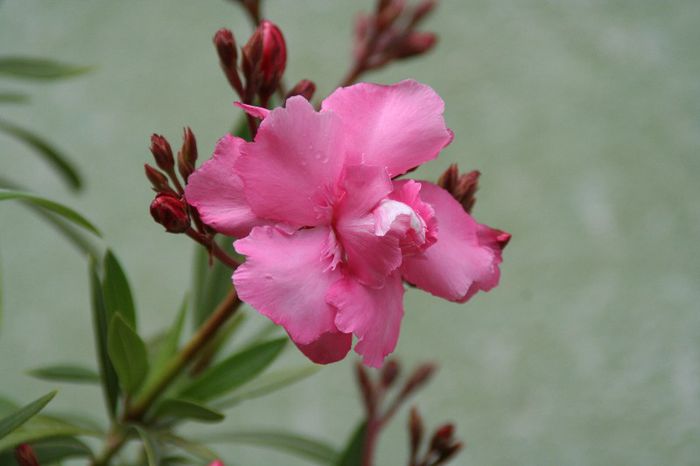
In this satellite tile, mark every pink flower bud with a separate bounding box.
[243,20,286,101]
[395,31,437,59]
[150,134,174,171]
[15,444,40,466]
[285,79,316,101]
[214,28,243,95]
[208,461,225,466]
[150,193,189,233]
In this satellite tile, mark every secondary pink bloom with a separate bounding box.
[186,80,508,367]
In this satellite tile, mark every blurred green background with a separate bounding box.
[1,0,699,464]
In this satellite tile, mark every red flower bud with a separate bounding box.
[177,127,198,182]
[150,134,174,171]
[214,28,243,95]
[144,164,172,193]
[150,193,189,233]
[243,20,286,101]
[15,444,40,466]
[395,31,437,59]
[380,359,401,387]
[286,79,316,101]
[408,407,424,462]
[438,164,480,213]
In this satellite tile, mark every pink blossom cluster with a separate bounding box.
[186,80,509,367]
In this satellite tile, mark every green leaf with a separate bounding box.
[89,259,120,417]
[207,430,338,465]
[0,391,56,440]
[153,399,224,423]
[192,235,236,327]
[107,314,149,394]
[103,250,136,328]
[215,365,319,409]
[0,189,99,235]
[28,364,100,384]
[161,434,219,462]
[178,338,287,402]
[0,91,28,103]
[148,296,187,379]
[30,437,93,463]
[0,414,99,452]
[189,311,246,375]
[0,118,82,190]
[134,426,161,466]
[0,57,92,80]
[336,422,366,466]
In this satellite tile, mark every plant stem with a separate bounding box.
[127,288,240,420]
[90,427,129,466]
[185,227,240,269]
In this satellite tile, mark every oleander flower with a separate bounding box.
[185,80,508,367]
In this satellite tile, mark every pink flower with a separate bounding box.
[186,80,508,367]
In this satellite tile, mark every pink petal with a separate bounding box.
[234,101,270,120]
[237,96,346,227]
[321,80,452,177]
[294,330,352,365]
[400,181,508,302]
[328,272,405,368]
[334,165,402,287]
[233,225,343,345]
[184,134,265,237]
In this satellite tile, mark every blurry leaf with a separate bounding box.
[336,422,366,466]
[0,177,99,256]
[178,338,287,402]
[0,118,82,190]
[134,426,161,466]
[189,311,246,375]
[0,391,55,440]
[0,189,99,235]
[240,320,281,348]
[0,57,92,80]
[148,296,187,381]
[231,115,251,141]
[103,250,136,327]
[153,399,224,423]
[162,455,198,465]
[89,260,120,418]
[31,437,93,463]
[107,314,149,394]
[28,364,100,384]
[0,91,28,103]
[192,236,235,327]
[215,365,319,409]
[161,433,218,461]
[207,430,337,464]
[0,414,100,452]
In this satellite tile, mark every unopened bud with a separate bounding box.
[150,134,174,171]
[409,407,424,461]
[177,128,197,182]
[150,193,189,233]
[411,0,438,25]
[355,363,375,411]
[395,31,437,59]
[243,20,287,101]
[376,0,405,30]
[214,28,243,95]
[430,424,455,452]
[381,359,401,387]
[144,164,172,193]
[400,362,437,398]
[438,164,480,213]
[15,444,40,466]
[437,163,459,192]
[286,79,316,101]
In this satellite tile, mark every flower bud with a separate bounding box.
[408,407,424,461]
[150,134,174,171]
[177,127,197,182]
[429,424,455,452]
[411,0,437,25]
[150,193,189,233]
[438,164,480,213]
[208,461,225,466]
[15,444,40,466]
[286,79,316,101]
[243,20,287,101]
[395,31,437,59]
[144,163,172,193]
[214,28,243,95]
[400,362,437,398]
[380,359,401,387]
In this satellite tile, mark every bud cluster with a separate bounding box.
[345,0,439,85]
[409,407,463,466]
[437,163,480,214]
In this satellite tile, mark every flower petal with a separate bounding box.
[334,165,402,287]
[233,225,343,345]
[328,272,405,368]
[237,96,346,227]
[321,80,452,176]
[185,134,265,237]
[234,101,270,120]
[400,181,508,302]
[294,330,352,365]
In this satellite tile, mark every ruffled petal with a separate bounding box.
[233,225,343,345]
[320,80,452,176]
[184,134,266,237]
[236,96,346,227]
[400,181,508,302]
[328,272,405,368]
[294,330,352,365]
[334,165,402,287]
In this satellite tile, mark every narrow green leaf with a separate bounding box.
[207,430,338,464]
[190,311,246,375]
[336,422,366,466]
[0,91,28,103]
[30,437,93,463]
[153,296,187,369]
[153,399,224,423]
[0,391,56,440]
[161,434,219,461]
[179,338,287,402]
[0,57,92,80]
[215,365,319,409]
[0,118,82,190]
[28,364,99,384]
[134,426,161,466]
[192,235,236,327]
[103,250,136,327]
[0,414,99,452]
[0,189,99,235]
[89,260,120,417]
[107,314,149,394]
